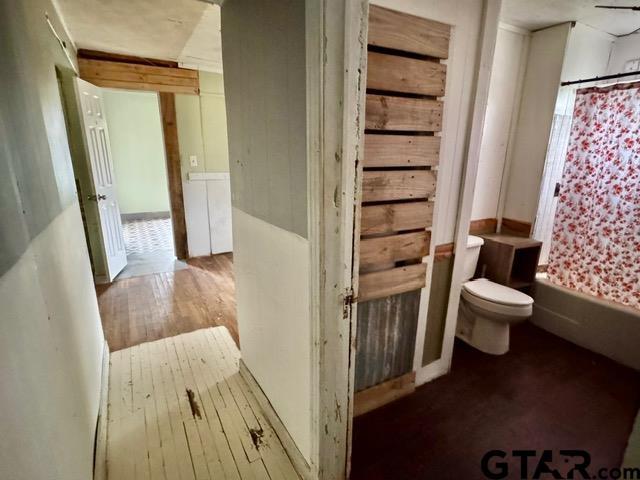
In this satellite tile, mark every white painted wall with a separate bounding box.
[0,0,106,477]
[501,22,616,225]
[221,0,312,463]
[471,24,529,221]
[0,205,105,480]
[232,208,311,459]
[501,23,572,223]
[561,23,614,83]
[607,33,640,76]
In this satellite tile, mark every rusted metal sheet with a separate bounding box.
[355,290,421,392]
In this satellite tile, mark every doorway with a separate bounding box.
[101,88,185,279]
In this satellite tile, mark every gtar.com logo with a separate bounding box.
[480,449,639,479]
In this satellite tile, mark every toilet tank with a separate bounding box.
[462,235,484,282]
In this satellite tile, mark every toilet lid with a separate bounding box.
[463,278,533,306]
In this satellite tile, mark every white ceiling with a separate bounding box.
[502,0,640,36]
[55,0,223,72]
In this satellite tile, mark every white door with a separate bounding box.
[75,78,127,281]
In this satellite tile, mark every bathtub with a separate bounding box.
[531,276,640,371]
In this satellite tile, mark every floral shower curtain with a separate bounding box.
[547,82,640,309]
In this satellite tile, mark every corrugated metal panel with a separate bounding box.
[355,290,421,392]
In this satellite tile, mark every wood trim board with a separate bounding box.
[469,217,498,235]
[353,372,416,417]
[364,134,440,168]
[434,242,455,260]
[359,231,430,268]
[500,217,533,237]
[158,93,188,260]
[361,170,437,202]
[368,5,451,59]
[367,51,446,96]
[365,94,443,131]
[361,201,434,235]
[359,263,427,302]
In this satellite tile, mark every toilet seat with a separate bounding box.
[462,278,533,317]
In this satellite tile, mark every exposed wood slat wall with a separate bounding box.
[355,5,450,402]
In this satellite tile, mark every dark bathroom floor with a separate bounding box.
[351,322,640,480]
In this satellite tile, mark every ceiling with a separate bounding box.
[54,0,640,70]
[55,0,223,72]
[502,0,640,36]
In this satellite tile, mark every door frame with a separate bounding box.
[77,50,193,260]
[306,0,368,478]
[158,92,188,260]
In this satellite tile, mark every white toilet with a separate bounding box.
[456,235,534,355]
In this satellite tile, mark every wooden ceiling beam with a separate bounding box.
[78,52,199,95]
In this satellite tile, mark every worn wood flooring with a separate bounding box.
[97,254,237,352]
[107,327,299,480]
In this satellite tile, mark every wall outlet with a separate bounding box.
[189,155,198,167]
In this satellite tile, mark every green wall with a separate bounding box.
[103,90,170,214]
[176,71,229,180]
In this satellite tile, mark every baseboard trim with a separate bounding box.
[416,357,449,386]
[238,360,313,480]
[500,217,532,237]
[94,340,110,480]
[121,211,171,222]
[469,218,498,235]
[353,372,416,417]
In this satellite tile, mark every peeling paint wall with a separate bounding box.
[0,0,105,478]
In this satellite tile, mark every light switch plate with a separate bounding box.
[189,155,198,167]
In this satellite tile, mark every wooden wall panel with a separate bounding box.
[368,5,451,59]
[353,5,451,400]
[364,134,440,168]
[367,51,446,96]
[360,231,430,268]
[365,94,443,131]
[359,264,427,302]
[362,170,437,202]
[355,291,421,391]
[361,201,434,235]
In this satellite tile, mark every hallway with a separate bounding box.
[97,254,237,351]
[107,327,298,479]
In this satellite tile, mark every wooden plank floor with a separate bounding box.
[107,327,300,480]
[97,254,237,352]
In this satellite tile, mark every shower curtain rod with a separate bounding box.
[561,70,640,86]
